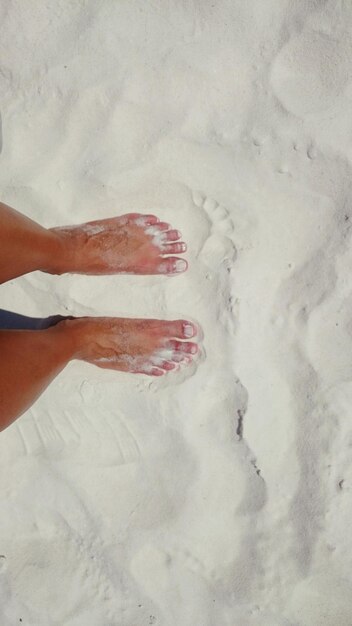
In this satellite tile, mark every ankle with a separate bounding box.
[37,228,69,275]
[51,317,92,360]
[44,228,78,275]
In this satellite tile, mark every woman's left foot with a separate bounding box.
[51,213,188,276]
[59,316,199,376]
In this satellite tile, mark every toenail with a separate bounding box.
[183,324,194,338]
[174,259,187,273]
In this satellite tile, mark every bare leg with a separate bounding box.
[0,202,188,284]
[0,202,64,283]
[0,324,75,431]
[0,318,198,432]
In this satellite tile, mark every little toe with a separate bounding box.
[140,366,164,376]
[150,367,165,376]
[162,242,187,254]
[157,257,188,274]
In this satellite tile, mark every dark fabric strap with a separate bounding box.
[0,309,74,330]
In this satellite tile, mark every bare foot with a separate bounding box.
[51,213,188,276]
[65,317,199,376]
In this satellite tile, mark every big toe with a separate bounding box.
[163,319,198,339]
[157,257,188,275]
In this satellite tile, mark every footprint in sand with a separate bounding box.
[191,190,236,268]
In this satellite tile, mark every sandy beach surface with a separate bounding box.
[1,1,352,624]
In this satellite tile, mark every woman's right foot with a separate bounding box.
[62,317,200,376]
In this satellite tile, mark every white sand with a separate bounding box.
[0,1,352,624]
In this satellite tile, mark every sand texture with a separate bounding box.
[1,1,352,624]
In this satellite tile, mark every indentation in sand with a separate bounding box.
[271,25,352,117]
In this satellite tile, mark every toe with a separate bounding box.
[153,221,170,231]
[161,242,187,254]
[118,213,141,223]
[157,257,188,274]
[171,352,192,363]
[134,214,160,225]
[162,319,198,339]
[159,360,177,371]
[149,367,165,376]
[165,229,182,241]
[142,214,159,223]
[140,366,164,376]
[142,319,197,339]
[165,340,199,354]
